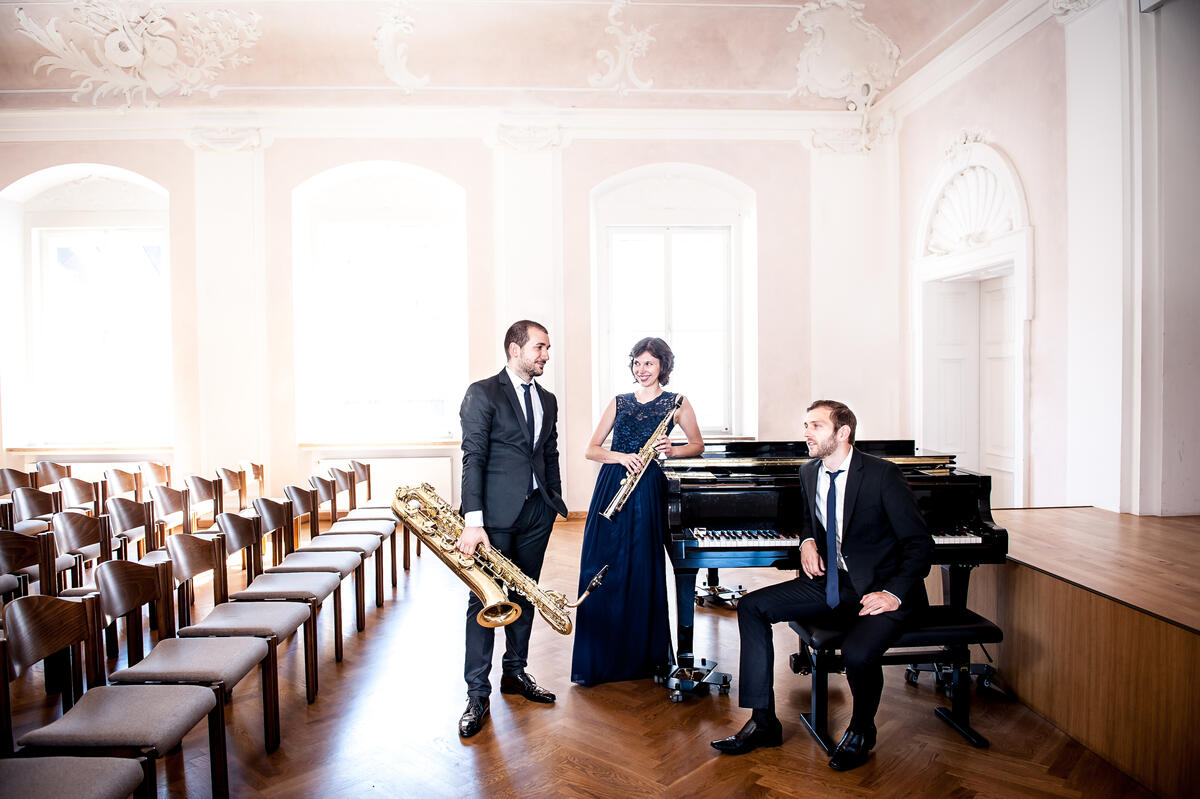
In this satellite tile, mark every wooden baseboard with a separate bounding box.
[566,510,587,521]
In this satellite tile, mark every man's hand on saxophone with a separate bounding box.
[457,525,490,555]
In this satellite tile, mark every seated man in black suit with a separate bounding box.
[711,399,933,771]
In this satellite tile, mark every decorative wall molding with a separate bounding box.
[375,1,430,93]
[945,128,993,166]
[786,0,900,113]
[185,126,268,152]
[1049,0,1105,21]
[489,123,565,152]
[14,2,261,107]
[919,141,1030,258]
[588,0,656,94]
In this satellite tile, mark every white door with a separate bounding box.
[921,281,980,471]
[978,275,1016,507]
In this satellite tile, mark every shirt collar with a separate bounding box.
[506,366,534,390]
[821,447,853,475]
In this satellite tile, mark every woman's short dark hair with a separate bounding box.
[628,337,675,386]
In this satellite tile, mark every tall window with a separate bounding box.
[593,165,757,437]
[0,168,172,447]
[604,226,733,433]
[292,162,467,443]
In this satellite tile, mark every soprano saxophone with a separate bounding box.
[392,483,607,634]
[601,394,684,521]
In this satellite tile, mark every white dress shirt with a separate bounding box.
[463,366,544,529]
[813,448,854,572]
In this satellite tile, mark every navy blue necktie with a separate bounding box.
[522,383,536,494]
[825,469,844,608]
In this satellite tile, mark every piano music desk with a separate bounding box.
[967,507,1200,799]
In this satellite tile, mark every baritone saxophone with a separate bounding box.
[601,394,684,521]
[392,483,608,634]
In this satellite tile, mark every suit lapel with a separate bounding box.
[802,459,820,532]
[841,448,865,536]
[533,387,553,449]
[496,369,532,452]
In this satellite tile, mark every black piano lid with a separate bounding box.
[667,440,956,470]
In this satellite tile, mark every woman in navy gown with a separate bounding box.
[571,337,704,686]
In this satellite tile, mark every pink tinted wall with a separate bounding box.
[899,19,1067,506]
[560,139,810,510]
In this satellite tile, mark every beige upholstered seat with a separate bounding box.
[231,571,345,669]
[268,549,366,632]
[0,755,145,799]
[110,636,268,684]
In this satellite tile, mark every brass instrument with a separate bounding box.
[392,483,607,634]
[601,394,684,521]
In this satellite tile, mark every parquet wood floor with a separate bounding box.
[7,519,1157,798]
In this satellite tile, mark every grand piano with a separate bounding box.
[661,440,1008,701]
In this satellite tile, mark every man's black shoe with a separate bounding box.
[709,717,784,755]
[828,725,877,771]
[459,696,490,738]
[499,672,556,703]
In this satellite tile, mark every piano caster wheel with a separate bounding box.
[718,684,730,696]
[695,597,705,607]
[905,668,920,686]
[669,690,685,703]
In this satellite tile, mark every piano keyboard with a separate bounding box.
[688,528,801,548]
[932,532,984,545]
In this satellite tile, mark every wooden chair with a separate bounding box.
[104,498,157,562]
[95,558,281,754]
[1,468,36,529]
[59,477,103,517]
[33,462,71,499]
[138,461,172,489]
[215,466,249,513]
[53,513,121,658]
[169,528,318,705]
[1,593,228,798]
[10,486,60,535]
[329,467,405,576]
[103,468,143,504]
[241,461,266,502]
[184,474,223,530]
[148,484,192,539]
[0,529,56,614]
[285,484,386,610]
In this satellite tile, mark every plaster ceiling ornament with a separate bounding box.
[786,0,900,113]
[809,109,894,153]
[926,165,1015,256]
[185,126,266,152]
[945,129,992,166]
[588,0,656,95]
[375,1,429,93]
[14,2,261,107]
[491,123,564,152]
[1049,0,1103,19]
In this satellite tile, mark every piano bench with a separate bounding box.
[787,605,1003,753]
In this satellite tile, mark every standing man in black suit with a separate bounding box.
[711,400,932,770]
[455,319,569,738]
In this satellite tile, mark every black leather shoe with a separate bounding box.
[828,725,877,771]
[709,717,784,755]
[458,697,490,738]
[500,672,556,703]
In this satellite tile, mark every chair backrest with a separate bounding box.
[242,461,265,498]
[310,474,338,516]
[35,461,72,486]
[0,468,33,497]
[215,511,258,556]
[185,474,221,505]
[104,468,142,503]
[95,559,175,662]
[59,477,101,515]
[105,497,153,538]
[283,485,319,536]
[350,460,371,499]
[149,484,192,536]
[0,530,55,585]
[12,487,57,522]
[166,533,228,603]
[51,512,112,561]
[330,466,355,500]
[216,467,247,510]
[139,461,171,488]
[252,497,293,537]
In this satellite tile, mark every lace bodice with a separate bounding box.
[611,392,679,454]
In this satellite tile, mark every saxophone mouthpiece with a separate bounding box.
[567,564,610,608]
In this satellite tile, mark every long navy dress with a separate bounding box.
[571,391,676,686]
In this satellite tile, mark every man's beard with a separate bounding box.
[808,434,837,459]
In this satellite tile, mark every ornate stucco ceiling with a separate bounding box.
[0,0,1008,111]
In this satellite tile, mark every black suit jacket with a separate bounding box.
[460,369,568,529]
[800,448,933,611]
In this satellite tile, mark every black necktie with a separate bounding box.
[522,383,535,494]
[825,469,844,608]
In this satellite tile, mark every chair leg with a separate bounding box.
[135,754,158,799]
[332,586,343,663]
[105,620,119,660]
[303,603,318,703]
[261,637,281,753]
[207,685,230,799]
[354,563,366,633]
[403,525,411,571]
[375,549,384,608]
[390,533,397,587]
[799,647,837,754]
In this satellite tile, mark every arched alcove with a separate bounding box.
[291,161,468,443]
[590,163,758,436]
[910,141,1033,507]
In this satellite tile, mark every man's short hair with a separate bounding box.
[503,320,548,358]
[807,399,857,445]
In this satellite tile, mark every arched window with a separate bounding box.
[292,162,467,443]
[0,165,171,447]
[591,164,757,436]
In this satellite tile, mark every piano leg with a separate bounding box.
[695,568,747,608]
[664,567,731,701]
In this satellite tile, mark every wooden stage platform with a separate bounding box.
[962,506,1200,799]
